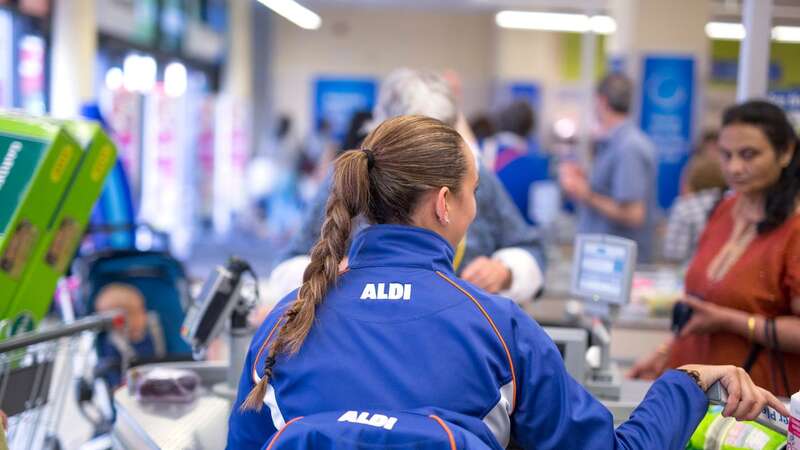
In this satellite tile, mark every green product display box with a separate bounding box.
[3,119,117,337]
[0,114,82,336]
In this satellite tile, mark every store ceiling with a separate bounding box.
[302,0,800,23]
[302,0,607,13]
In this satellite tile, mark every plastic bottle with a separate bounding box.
[688,406,787,450]
[788,391,800,450]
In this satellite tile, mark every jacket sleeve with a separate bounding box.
[509,306,708,450]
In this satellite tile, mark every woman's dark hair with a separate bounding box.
[339,110,372,155]
[242,115,467,410]
[498,100,535,137]
[469,114,495,142]
[722,100,799,234]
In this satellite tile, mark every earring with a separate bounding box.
[445,217,450,224]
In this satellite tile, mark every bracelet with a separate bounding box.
[747,315,756,342]
[678,368,705,391]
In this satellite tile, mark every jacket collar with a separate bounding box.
[347,224,455,273]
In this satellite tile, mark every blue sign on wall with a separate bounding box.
[711,59,782,84]
[769,89,800,113]
[313,77,377,142]
[508,82,542,113]
[639,55,695,210]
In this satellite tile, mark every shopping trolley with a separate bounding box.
[0,312,123,450]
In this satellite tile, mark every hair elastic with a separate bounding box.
[361,148,375,171]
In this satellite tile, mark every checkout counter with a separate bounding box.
[111,236,686,447]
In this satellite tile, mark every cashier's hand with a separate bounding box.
[461,257,512,294]
[558,162,590,202]
[678,296,732,337]
[678,364,791,420]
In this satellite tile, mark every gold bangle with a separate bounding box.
[747,315,756,342]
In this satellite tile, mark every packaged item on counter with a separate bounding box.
[0,115,81,337]
[789,391,800,450]
[688,406,787,450]
[133,367,200,404]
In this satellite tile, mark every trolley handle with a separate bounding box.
[0,311,125,354]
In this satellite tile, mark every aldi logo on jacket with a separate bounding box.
[360,282,411,300]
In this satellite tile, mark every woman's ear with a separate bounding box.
[435,186,451,225]
[780,143,795,168]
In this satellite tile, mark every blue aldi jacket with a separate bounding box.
[228,225,708,449]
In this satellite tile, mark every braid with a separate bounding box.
[241,150,370,411]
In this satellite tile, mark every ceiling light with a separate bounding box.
[257,0,321,30]
[105,67,123,91]
[164,62,188,97]
[772,26,800,43]
[496,11,616,35]
[705,22,746,40]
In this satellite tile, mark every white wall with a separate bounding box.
[267,2,717,142]
[269,7,495,135]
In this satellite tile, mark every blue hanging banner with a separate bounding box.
[639,55,695,210]
[313,77,377,143]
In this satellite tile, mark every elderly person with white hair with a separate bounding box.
[265,68,546,305]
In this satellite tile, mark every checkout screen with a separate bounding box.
[576,242,628,302]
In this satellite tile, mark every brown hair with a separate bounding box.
[685,153,727,193]
[242,115,468,410]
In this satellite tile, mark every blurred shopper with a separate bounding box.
[267,68,545,306]
[680,130,720,195]
[629,100,800,396]
[483,100,536,171]
[297,119,337,204]
[247,114,304,239]
[469,113,495,150]
[559,73,659,262]
[663,137,728,263]
[339,110,372,156]
[483,100,550,224]
[298,118,335,177]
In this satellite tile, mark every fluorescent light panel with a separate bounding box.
[706,22,800,43]
[705,22,746,40]
[495,11,616,34]
[257,0,321,30]
[772,26,800,43]
[496,15,800,43]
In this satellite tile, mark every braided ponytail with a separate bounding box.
[242,149,372,411]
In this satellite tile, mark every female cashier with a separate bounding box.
[228,115,785,450]
[630,100,800,397]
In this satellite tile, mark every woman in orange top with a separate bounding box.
[630,100,800,396]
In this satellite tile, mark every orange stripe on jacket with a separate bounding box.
[435,271,517,412]
[429,415,457,450]
[264,416,304,450]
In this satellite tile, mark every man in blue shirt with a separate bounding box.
[560,74,659,262]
